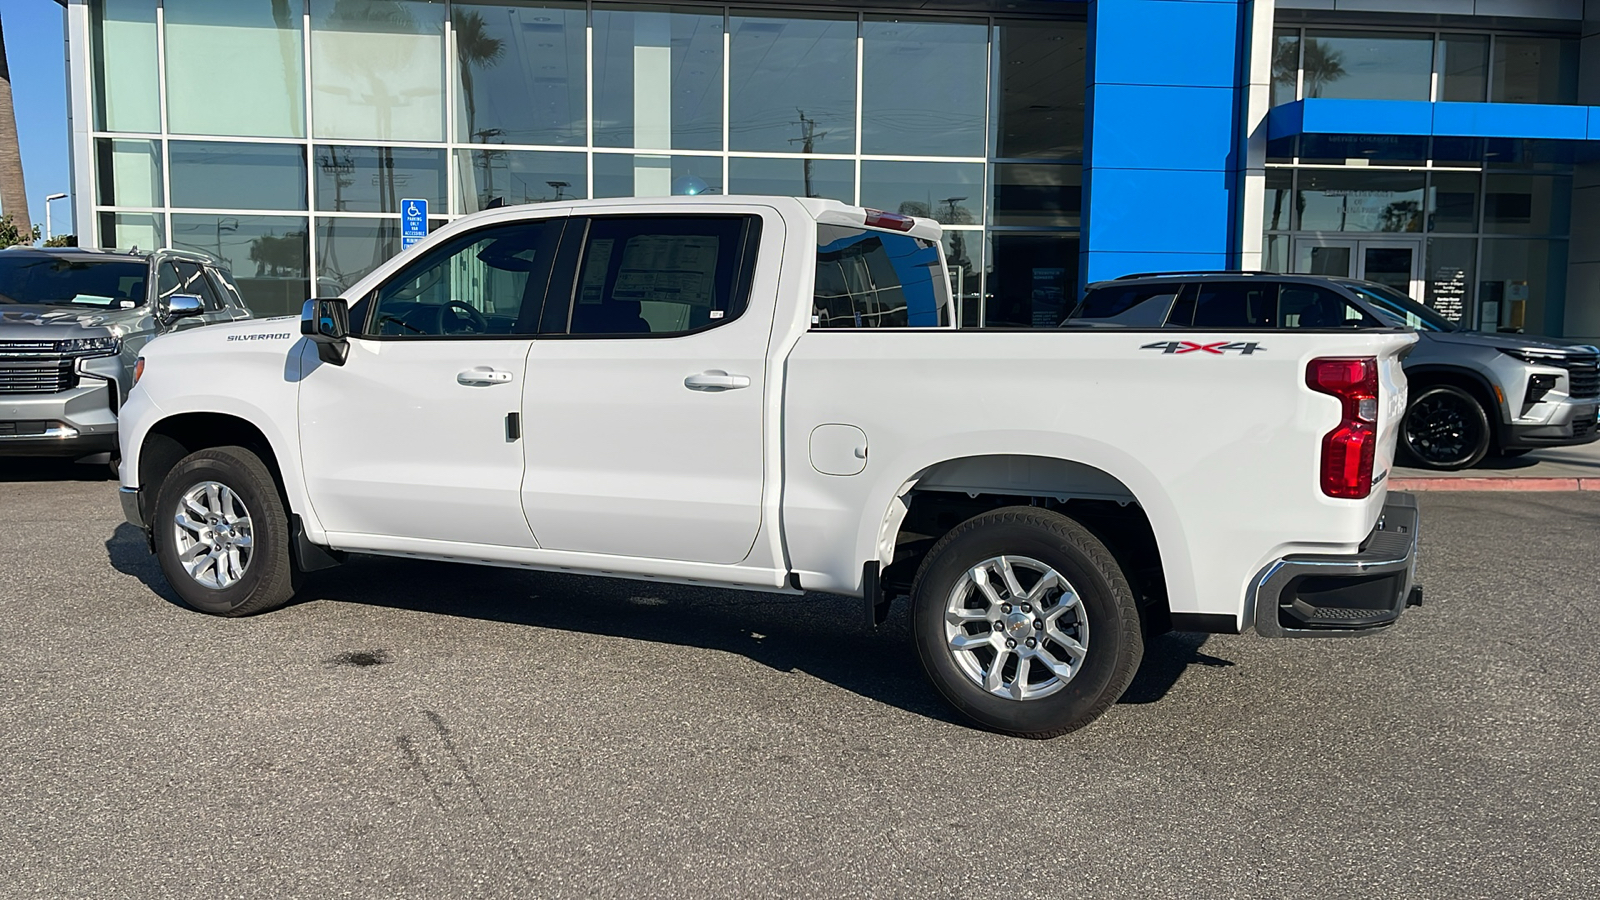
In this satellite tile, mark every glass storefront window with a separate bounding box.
[593,5,724,151]
[995,21,1086,159]
[593,153,723,197]
[173,214,309,316]
[729,13,857,154]
[860,160,983,225]
[862,18,988,157]
[1301,31,1432,101]
[1427,171,1479,233]
[1437,34,1488,102]
[310,0,446,142]
[95,139,162,208]
[313,146,447,213]
[315,217,400,294]
[455,149,587,213]
[97,212,164,251]
[170,142,308,211]
[1297,169,1424,233]
[728,157,853,203]
[91,0,160,133]
[986,233,1078,328]
[1300,134,1427,166]
[453,2,586,146]
[1479,239,1568,335]
[944,231,982,327]
[1482,174,1572,236]
[1264,168,1293,232]
[992,164,1079,228]
[1263,234,1289,273]
[1425,237,1475,325]
[165,0,306,138]
[1491,37,1579,105]
[1271,29,1299,107]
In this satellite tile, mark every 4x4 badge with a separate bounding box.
[1141,341,1265,355]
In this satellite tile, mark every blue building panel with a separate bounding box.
[1082,167,1233,259]
[1432,102,1589,141]
[1090,84,1237,171]
[1090,0,1241,89]
[1081,251,1231,285]
[1271,98,1600,142]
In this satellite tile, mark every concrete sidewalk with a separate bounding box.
[1390,438,1600,491]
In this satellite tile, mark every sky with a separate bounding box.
[2,0,70,238]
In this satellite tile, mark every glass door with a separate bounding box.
[1292,237,1424,300]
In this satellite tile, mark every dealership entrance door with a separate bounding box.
[1292,237,1424,301]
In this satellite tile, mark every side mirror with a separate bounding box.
[301,298,351,366]
[160,294,205,325]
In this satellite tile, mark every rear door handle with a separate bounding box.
[458,366,515,386]
[684,370,751,391]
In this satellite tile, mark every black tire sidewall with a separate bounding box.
[1403,385,1491,470]
[911,511,1139,737]
[152,449,290,616]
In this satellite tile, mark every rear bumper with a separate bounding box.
[1250,492,1421,638]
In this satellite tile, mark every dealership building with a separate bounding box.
[55,0,1600,337]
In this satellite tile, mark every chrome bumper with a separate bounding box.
[1250,492,1421,638]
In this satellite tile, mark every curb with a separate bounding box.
[1389,477,1600,492]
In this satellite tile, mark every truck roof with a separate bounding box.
[480,195,945,243]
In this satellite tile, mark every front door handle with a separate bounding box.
[684,370,751,391]
[458,366,515,386]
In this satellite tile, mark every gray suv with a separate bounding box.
[1065,272,1600,471]
[0,247,252,460]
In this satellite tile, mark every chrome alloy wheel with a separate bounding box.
[172,481,255,590]
[943,555,1089,701]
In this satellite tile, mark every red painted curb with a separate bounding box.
[1388,477,1592,492]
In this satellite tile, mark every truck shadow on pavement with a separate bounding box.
[1,458,116,482]
[105,523,1230,726]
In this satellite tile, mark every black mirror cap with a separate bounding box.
[301,297,350,341]
[162,294,205,323]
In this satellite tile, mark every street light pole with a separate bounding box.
[44,193,67,241]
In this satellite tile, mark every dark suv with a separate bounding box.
[1064,272,1600,470]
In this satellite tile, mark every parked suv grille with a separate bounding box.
[0,362,77,394]
[1559,355,1599,400]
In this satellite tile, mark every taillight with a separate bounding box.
[1307,357,1379,499]
[862,209,916,232]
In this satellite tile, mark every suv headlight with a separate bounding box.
[61,337,122,358]
[1502,348,1569,366]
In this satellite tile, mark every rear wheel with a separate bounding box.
[152,446,298,617]
[910,507,1142,738]
[1401,385,1491,470]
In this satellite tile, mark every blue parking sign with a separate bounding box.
[401,199,428,250]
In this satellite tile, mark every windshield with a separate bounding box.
[1342,282,1456,332]
[0,255,149,308]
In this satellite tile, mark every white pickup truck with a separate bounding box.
[117,197,1422,737]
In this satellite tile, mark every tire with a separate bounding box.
[910,507,1143,738]
[151,446,299,617]
[1400,384,1491,471]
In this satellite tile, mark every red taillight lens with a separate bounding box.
[1307,357,1379,499]
[862,209,916,232]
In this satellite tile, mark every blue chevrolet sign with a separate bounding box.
[401,199,428,250]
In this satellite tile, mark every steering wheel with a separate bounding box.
[436,300,488,335]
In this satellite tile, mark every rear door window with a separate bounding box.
[1167,281,1379,329]
[813,225,949,328]
[553,215,761,336]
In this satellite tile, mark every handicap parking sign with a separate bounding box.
[401,199,428,250]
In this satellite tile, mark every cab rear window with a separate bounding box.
[812,225,949,328]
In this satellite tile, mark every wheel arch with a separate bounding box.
[1404,363,1506,436]
[137,412,296,525]
[869,452,1181,634]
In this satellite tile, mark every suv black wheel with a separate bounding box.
[910,507,1143,738]
[1401,384,1491,470]
[152,446,299,616]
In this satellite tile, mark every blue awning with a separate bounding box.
[1269,99,1600,143]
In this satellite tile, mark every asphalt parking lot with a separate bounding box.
[2,461,1597,899]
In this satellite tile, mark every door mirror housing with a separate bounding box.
[159,294,205,325]
[301,297,351,365]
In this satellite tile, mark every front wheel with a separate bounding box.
[1401,385,1491,470]
[910,507,1143,738]
[152,446,299,616]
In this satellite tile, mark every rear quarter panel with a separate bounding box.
[781,328,1415,625]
